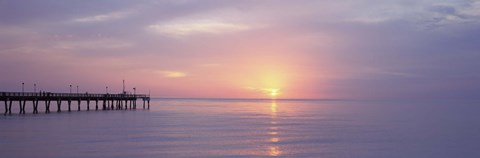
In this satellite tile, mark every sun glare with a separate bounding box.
[268,88,279,97]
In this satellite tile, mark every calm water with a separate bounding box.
[1,99,479,158]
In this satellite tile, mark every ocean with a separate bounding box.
[1,99,479,158]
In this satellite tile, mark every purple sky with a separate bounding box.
[1,0,479,99]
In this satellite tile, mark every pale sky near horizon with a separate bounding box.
[1,0,479,99]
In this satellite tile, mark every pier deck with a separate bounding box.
[1,92,150,115]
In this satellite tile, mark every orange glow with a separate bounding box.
[269,127,279,130]
[267,131,278,135]
[268,146,281,156]
[270,137,280,143]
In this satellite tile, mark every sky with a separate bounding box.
[0,0,479,100]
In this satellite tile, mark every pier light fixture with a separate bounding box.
[106,86,109,93]
[22,82,24,93]
[76,85,79,94]
[34,83,36,93]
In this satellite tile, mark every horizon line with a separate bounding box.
[150,97,351,101]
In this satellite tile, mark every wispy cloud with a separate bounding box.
[74,11,132,23]
[157,71,187,78]
[148,19,253,36]
[361,67,419,78]
[199,63,221,67]
[53,39,133,50]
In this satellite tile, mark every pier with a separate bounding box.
[1,92,150,115]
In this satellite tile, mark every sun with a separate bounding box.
[268,88,280,97]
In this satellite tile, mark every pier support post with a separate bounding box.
[87,99,90,111]
[117,99,121,110]
[68,99,72,112]
[95,99,99,111]
[147,100,150,109]
[134,100,137,109]
[45,100,51,113]
[8,100,12,115]
[19,100,22,114]
[110,99,114,110]
[102,100,106,110]
[129,100,132,109]
[33,99,39,114]
[32,100,36,114]
[19,100,26,114]
[57,100,62,112]
[4,99,8,115]
[143,100,145,109]
[23,100,26,114]
[77,99,81,111]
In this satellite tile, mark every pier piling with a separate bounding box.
[87,99,90,111]
[57,100,62,112]
[4,99,8,115]
[77,99,81,111]
[68,100,71,112]
[45,100,51,113]
[95,99,98,111]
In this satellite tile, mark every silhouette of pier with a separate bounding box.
[1,92,150,115]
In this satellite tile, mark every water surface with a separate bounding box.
[1,99,479,157]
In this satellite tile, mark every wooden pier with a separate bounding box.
[1,92,150,115]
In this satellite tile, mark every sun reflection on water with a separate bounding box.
[267,101,282,156]
[268,146,281,156]
[270,137,280,143]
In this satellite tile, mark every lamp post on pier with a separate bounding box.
[22,82,24,93]
[34,83,36,93]
[106,86,109,94]
[76,85,79,94]
[133,87,136,96]
[70,85,72,94]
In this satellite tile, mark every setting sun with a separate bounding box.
[268,88,280,97]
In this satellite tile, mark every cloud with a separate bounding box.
[199,63,220,67]
[73,11,132,23]
[53,38,133,50]
[361,67,419,78]
[146,7,261,37]
[148,19,253,36]
[157,71,187,78]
